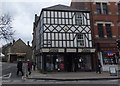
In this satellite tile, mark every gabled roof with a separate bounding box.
[13,38,26,46]
[42,4,87,12]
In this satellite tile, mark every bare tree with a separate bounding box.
[0,14,15,41]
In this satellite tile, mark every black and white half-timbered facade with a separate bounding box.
[33,4,96,72]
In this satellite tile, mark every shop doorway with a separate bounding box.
[77,54,92,71]
[64,54,92,72]
[64,54,76,72]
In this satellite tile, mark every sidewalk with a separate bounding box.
[28,70,119,81]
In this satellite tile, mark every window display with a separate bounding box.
[46,55,64,71]
[103,51,118,65]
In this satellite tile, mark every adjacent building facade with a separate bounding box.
[71,0,120,71]
[2,39,32,62]
[33,4,96,72]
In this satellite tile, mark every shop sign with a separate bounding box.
[82,49,91,52]
[49,48,58,52]
[66,49,76,52]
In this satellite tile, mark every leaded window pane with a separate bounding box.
[77,34,85,47]
[75,12,82,25]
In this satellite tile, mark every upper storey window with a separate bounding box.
[96,3,108,15]
[77,34,85,47]
[118,3,120,15]
[102,3,108,14]
[105,24,112,38]
[97,24,104,38]
[96,3,101,14]
[75,13,83,25]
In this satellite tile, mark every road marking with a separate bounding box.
[2,73,12,79]
[2,80,11,83]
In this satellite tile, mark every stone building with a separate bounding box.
[2,39,32,62]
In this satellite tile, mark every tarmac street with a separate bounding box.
[1,83,119,86]
[1,62,119,85]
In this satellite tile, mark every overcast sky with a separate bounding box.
[0,0,71,46]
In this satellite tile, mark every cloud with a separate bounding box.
[0,0,71,47]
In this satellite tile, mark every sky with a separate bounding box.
[0,0,71,47]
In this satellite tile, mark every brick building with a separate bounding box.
[2,39,32,62]
[71,0,120,71]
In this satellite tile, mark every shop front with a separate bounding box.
[38,48,95,72]
[101,51,119,71]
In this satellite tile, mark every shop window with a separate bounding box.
[46,55,64,71]
[103,52,118,65]
[55,56,64,71]
[46,55,54,71]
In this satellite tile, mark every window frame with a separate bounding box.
[77,34,85,47]
[102,3,108,15]
[118,3,120,15]
[75,12,83,25]
[96,3,102,14]
[96,2,108,15]
[97,23,104,38]
[105,24,112,38]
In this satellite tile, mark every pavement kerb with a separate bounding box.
[27,77,120,81]
[28,70,119,81]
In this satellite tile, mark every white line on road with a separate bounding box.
[2,73,12,79]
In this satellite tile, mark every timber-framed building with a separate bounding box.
[32,4,96,72]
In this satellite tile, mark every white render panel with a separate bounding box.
[41,10,92,48]
[89,34,92,40]
[58,49,64,52]
[72,15,76,25]
[42,49,49,52]
[59,41,62,47]
[63,41,66,47]
[52,41,55,47]
[67,49,76,52]
[51,11,54,17]
[67,41,70,47]
[55,12,57,17]
[78,49,82,52]
[43,11,46,17]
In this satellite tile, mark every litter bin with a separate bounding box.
[109,67,117,76]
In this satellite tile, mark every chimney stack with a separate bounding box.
[27,41,30,46]
[13,39,15,44]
